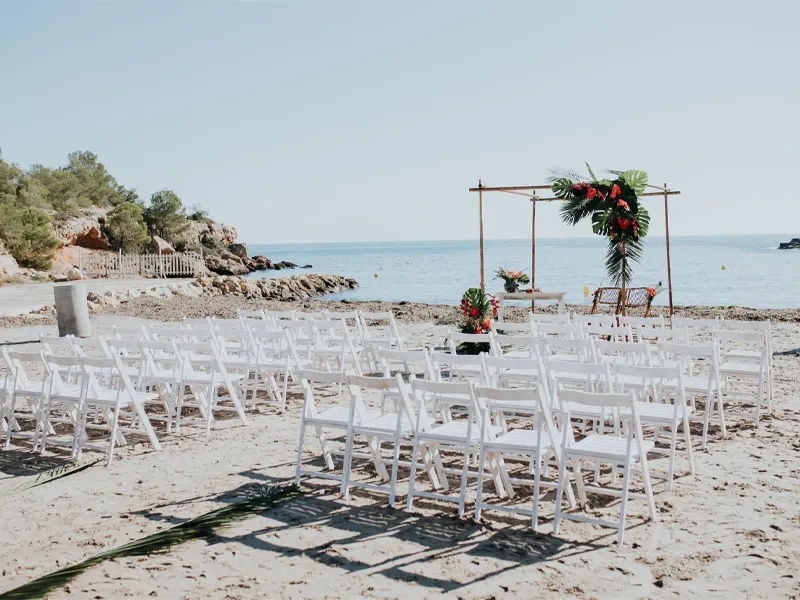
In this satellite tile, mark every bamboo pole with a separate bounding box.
[664,182,674,318]
[479,180,485,293]
[531,198,536,312]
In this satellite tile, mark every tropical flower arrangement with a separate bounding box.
[495,267,530,293]
[548,164,649,287]
[457,287,497,354]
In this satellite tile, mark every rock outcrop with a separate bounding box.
[52,207,111,249]
[182,220,238,249]
[0,239,21,277]
[150,235,175,254]
[779,238,800,250]
[203,251,249,276]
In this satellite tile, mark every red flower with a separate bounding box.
[633,219,640,235]
[586,187,597,200]
[482,318,492,330]
[646,287,657,298]
[610,184,621,199]
[617,217,631,230]
[617,199,629,210]
[470,306,479,317]
[475,326,482,334]
[570,183,584,193]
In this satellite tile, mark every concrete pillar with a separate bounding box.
[53,282,92,337]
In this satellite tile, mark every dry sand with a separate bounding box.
[0,305,798,599]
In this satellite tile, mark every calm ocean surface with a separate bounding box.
[247,236,800,309]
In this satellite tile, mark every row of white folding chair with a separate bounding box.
[295,367,658,545]
[1,347,161,463]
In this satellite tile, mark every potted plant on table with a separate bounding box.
[495,268,530,293]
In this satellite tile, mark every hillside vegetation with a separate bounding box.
[0,149,212,270]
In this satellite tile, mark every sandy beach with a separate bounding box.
[0,296,798,599]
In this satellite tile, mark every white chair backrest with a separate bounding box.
[582,324,633,342]
[529,313,571,325]
[40,335,78,357]
[263,310,295,320]
[593,339,651,366]
[494,321,535,334]
[237,309,266,320]
[4,348,47,392]
[534,323,583,339]
[112,324,149,340]
[541,337,595,362]
[619,315,665,329]
[378,348,434,379]
[574,314,618,328]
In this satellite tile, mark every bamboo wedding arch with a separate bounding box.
[468,180,682,316]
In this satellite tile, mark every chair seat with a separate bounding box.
[181,372,246,384]
[485,428,551,452]
[308,406,381,427]
[86,389,160,406]
[569,435,655,461]
[620,401,692,422]
[44,384,85,401]
[355,412,414,435]
[419,420,502,443]
[489,399,538,414]
[719,362,764,376]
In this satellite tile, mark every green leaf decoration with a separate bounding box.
[584,162,598,182]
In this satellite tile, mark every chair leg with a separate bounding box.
[295,417,307,485]
[553,451,569,535]
[388,435,401,507]
[406,438,422,511]
[474,441,487,523]
[617,458,632,546]
[457,442,471,518]
[682,411,695,475]
[341,424,354,498]
[532,450,543,530]
[107,408,120,466]
[667,423,678,491]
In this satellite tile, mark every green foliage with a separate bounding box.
[2,207,59,270]
[106,202,150,253]
[187,204,210,221]
[550,165,650,286]
[143,189,189,243]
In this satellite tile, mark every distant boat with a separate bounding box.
[778,237,800,249]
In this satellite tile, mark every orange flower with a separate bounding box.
[482,318,492,330]
[610,183,622,199]
[617,199,629,210]
[646,287,657,297]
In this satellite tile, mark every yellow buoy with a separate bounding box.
[374,273,379,278]
[583,285,590,298]
[721,264,727,270]
[379,266,383,270]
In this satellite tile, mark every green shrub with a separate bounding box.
[107,201,150,253]
[4,207,59,270]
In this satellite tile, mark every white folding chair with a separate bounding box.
[658,341,724,448]
[430,350,486,385]
[312,319,364,375]
[2,349,51,449]
[137,339,181,431]
[75,354,162,464]
[359,311,405,369]
[295,369,380,485]
[341,373,417,506]
[37,353,86,455]
[714,330,770,425]
[553,389,657,546]
[613,364,695,490]
[406,378,494,516]
[671,316,720,344]
[582,324,633,343]
[112,324,150,341]
[174,339,248,434]
[250,327,310,411]
[720,319,773,412]
[473,376,577,528]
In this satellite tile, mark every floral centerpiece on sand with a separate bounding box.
[495,268,530,293]
[457,288,498,354]
[548,163,649,289]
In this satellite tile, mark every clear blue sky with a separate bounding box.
[1,1,798,244]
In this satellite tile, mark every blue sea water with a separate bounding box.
[247,236,800,309]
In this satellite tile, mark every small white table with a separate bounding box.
[495,291,566,320]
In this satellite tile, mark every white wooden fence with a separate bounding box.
[80,251,204,279]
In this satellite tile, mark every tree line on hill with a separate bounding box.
[0,148,213,270]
